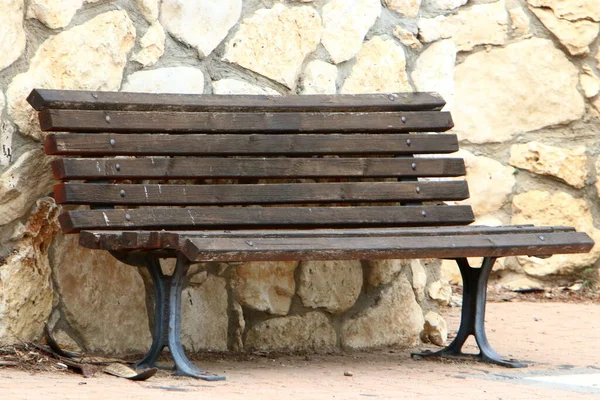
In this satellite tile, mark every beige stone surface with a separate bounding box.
[212,79,279,95]
[341,36,411,94]
[131,22,165,67]
[321,0,381,64]
[423,0,468,11]
[0,199,58,345]
[510,142,588,188]
[420,311,447,346]
[393,26,422,50]
[0,0,26,72]
[160,0,242,58]
[384,0,421,18]
[410,260,427,302]
[0,150,55,225]
[300,60,338,95]
[181,276,228,351]
[427,280,452,306]
[0,91,13,167]
[342,274,423,349]
[529,6,599,56]
[512,191,600,276]
[26,0,84,29]
[580,65,600,98]
[527,0,600,22]
[298,260,362,314]
[496,273,544,291]
[121,67,204,94]
[417,15,461,43]
[245,312,336,352]
[411,39,456,111]
[508,5,531,37]
[231,261,297,315]
[367,259,407,287]
[136,0,159,23]
[224,4,321,89]
[453,38,584,144]
[50,233,151,354]
[6,10,135,141]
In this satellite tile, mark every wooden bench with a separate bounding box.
[28,88,594,381]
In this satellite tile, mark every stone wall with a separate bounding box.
[0,0,598,353]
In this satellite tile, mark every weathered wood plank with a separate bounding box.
[28,89,446,112]
[45,133,460,156]
[58,205,475,233]
[52,157,466,180]
[54,181,470,205]
[181,232,594,262]
[38,109,454,133]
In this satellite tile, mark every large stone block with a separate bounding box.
[26,0,84,29]
[411,39,456,111]
[212,79,279,95]
[0,0,26,72]
[367,259,408,287]
[300,60,338,95]
[121,67,204,94]
[527,0,600,22]
[131,22,165,67]
[454,38,584,143]
[136,0,159,23]
[6,10,135,141]
[223,4,322,89]
[384,0,421,18]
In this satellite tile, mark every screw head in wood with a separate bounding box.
[411,162,417,170]
[415,186,421,194]
[421,210,427,217]
[125,213,131,221]
[119,190,126,197]
[406,139,412,146]
[539,236,545,241]
[115,163,121,171]
[105,115,111,123]
[401,116,407,123]
[91,93,98,99]
[109,138,116,146]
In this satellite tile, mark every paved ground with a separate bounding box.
[1,301,599,399]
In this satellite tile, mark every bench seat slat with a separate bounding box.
[55,181,470,205]
[28,89,446,112]
[181,232,594,262]
[59,205,475,233]
[45,133,459,156]
[52,157,466,180]
[39,109,454,133]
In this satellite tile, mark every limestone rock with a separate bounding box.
[122,67,204,94]
[297,260,362,314]
[508,5,531,37]
[341,36,411,94]
[212,79,279,95]
[231,301,245,351]
[420,311,447,346]
[342,274,424,349]
[367,259,408,287]
[529,6,599,56]
[497,273,544,291]
[300,60,338,95]
[0,92,13,167]
[580,65,600,98]
[26,0,84,29]
[457,150,515,216]
[50,233,151,354]
[411,39,456,111]
[245,312,336,352]
[596,48,600,70]
[321,0,381,64]
[0,150,55,225]
[440,260,462,285]
[137,0,159,23]
[410,260,427,302]
[509,142,588,189]
[453,38,584,144]
[527,0,600,22]
[0,200,58,345]
[512,191,600,276]
[224,4,321,89]
[0,0,26,72]
[6,10,135,141]
[181,276,228,351]
[131,22,165,67]
[423,0,468,12]
[384,0,421,18]
[160,0,242,58]
[418,1,509,51]
[231,261,297,315]
[427,280,452,306]
[393,26,422,50]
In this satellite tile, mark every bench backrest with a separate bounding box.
[29,89,474,233]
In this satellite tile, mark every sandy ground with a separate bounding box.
[1,300,599,399]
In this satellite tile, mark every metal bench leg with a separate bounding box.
[134,254,225,381]
[412,257,526,368]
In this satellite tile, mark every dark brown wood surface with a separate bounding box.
[28,89,446,112]
[59,205,475,233]
[38,109,454,133]
[44,133,460,156]
[52,157,466,180]
[54,181,470,205]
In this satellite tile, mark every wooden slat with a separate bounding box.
[181,232,595,262]
[54,181,470,205]
[38,109,453,133]
[44,134,460,156]
[52,157,466,180]
[58,205,475,233]
[28,89,446,112]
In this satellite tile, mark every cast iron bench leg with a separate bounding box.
[135,253,226,381]
[412,257,527,368]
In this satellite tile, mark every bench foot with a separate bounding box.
[411,257,527,368]
[132,253,225,381]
